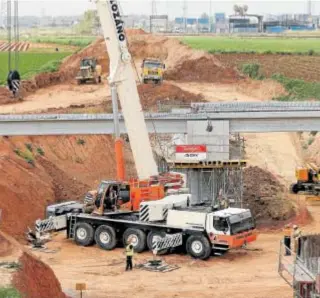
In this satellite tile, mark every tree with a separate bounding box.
[75,10,100,34]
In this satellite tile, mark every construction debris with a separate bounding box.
[0,261,21,270]
[135,259,179,273]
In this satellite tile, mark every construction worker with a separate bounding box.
[125,237,134,271]
[283,224,291,256]
[293,225,302,256]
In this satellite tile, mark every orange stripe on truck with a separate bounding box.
[210,229,258,249]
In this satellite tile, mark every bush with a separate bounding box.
[36,147,45,156]
[308,49,315,56]
[308,137,315,146]
[76,138,85,145]
[14,148,21,156]
[310,131,318,136]
[13,147,35,165]
[241,63,261,79]
[25,143,33,152]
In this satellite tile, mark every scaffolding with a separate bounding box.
[278,236,320,298]
[152,133,245,207]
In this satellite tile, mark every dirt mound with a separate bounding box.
[12,252,67,298]
[165,56,241,83]
[243,166,295,226]
[138,82,204,110]
[0,87,13,105]
[129,37,168,60]
[0,231,67,298]
[126,28,147,36]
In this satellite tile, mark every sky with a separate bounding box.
[14,0,320,17]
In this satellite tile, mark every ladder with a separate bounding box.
[68,215,77,239]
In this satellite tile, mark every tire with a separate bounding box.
[95,225,117,250]
[290,183,300,194]
[77,79,82,85]
[147,230,169,255]
[123,228,146,253]
[74,222,94,246]
[186,235,211,260]
[98,76,102,83]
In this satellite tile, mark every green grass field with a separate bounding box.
[183,37,320,54]
[0,287,21,298]
[0,52,71,85]
[27,36,96,47]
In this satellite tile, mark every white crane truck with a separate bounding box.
[37,195,257,260]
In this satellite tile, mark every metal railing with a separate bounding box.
[278,240,317,298]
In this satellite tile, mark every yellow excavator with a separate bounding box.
[290,163,320,195]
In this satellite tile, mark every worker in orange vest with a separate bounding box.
[283,224,292,256]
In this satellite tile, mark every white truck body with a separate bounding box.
[139,193,191,222]
[167,209,206,229]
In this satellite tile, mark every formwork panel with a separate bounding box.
[187,120,230,161]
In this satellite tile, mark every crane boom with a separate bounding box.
[95,0,158,180]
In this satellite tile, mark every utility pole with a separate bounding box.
[183,0,187,32]
[0,0,6,28]
[307,0,312,16]
[209,0,212,32]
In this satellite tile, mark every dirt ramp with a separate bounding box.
[243,166,295,226]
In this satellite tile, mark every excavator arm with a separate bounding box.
[95,0,158,180]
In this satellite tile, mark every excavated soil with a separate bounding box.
[12,252,67,298]
[165,56,241,83]
[138,82,204,110]
[243,166,295,226]
[0,231,67,298]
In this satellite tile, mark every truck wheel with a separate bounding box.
[98,76,101,83]
[95,225,117,250]
[74,222,94,246]
[123,228,146,253]
[290,183,300,194]
[147,231,169,255]
[186,235,211,260]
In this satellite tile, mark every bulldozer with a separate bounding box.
[290,163,320,195]
[76,57,102,85]
[141,58,165,84]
